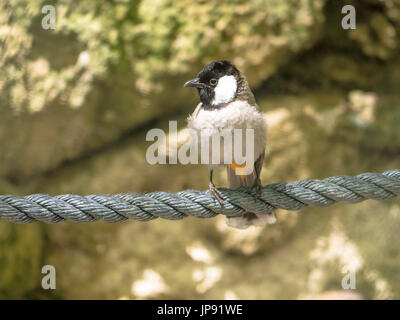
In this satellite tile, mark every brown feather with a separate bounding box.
[225,151,271,228]
[227,150,265,189]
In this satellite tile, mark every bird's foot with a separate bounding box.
[209,182,223,205]
[251,178,262,199]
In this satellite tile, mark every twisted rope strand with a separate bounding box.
[0,170,399,224]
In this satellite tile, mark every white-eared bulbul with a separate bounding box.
[185,60,274,228]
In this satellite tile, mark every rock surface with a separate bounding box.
[1,0,400,299]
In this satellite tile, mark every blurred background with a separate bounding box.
[1,0,400,299]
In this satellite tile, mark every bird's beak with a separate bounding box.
[184,78,202,88]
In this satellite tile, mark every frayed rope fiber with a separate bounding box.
[0,170,399,224]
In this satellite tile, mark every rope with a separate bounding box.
[0,170,399,224]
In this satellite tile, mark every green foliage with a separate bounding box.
[1,0,325,112]
[347,0,400,60]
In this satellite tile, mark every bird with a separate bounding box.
[184,60,275,228]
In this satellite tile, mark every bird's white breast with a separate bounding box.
[187,100,267,165]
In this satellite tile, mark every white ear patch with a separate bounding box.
[212,75,237,105]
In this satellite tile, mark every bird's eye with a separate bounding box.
[209,78,217,86]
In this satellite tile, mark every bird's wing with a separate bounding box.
[226,149,265,189]
[225,150,273,229]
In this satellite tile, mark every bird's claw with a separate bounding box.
[251,178,262,199]
[209,182,223,205]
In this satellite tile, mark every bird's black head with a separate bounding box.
[184,60,241,109]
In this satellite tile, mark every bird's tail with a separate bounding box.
[226,151,276,229]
